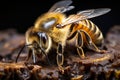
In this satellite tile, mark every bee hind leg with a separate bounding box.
[80,30,106,53]
[56,43,64,73]
[67,30,85,59]
[76,30,85,59]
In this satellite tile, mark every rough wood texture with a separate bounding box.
[0,26,120,80]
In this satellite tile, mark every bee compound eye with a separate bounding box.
[38,32,48,49]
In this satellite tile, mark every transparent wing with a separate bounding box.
[48,0,74,13]
[60,8,111,27]
[77,8,111,19]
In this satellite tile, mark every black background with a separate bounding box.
[0,0,119,36]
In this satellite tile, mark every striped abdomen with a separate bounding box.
[70,19,104,45]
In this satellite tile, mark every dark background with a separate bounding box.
[0,0,119,36]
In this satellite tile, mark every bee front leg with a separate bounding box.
[25,48,37,64]
[32,49,37,63]
[25,48,32,62]
[56,43,64,73]
[80,30,106,53]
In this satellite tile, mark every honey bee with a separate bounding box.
[16,0,111,70]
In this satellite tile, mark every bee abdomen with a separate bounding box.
[80,20,104,45]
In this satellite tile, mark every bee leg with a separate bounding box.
[32,49,36,63]
[25,51,31,61]
[25,48,32,64]
[56,43,64,73]
[25,48,36,63]
[76,30,85,58]
[67,30,85,58]
[80,30,106,53]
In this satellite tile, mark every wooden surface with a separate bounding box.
[0,26,120,80]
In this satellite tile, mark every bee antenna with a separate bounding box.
[15,44,32,63]
[15,45,26,63]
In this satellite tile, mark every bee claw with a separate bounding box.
[58,66,65,74]
[98,50,108,54]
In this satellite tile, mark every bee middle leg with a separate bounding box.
[56,43,64,72]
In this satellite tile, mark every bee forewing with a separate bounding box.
[77,8,111,19]
[54,6,75,13]
[48,0,74,13]
[61,15,87,27]
[60,8,111,27]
